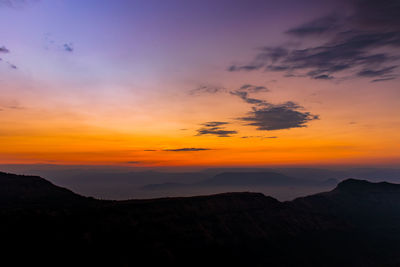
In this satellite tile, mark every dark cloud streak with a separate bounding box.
[191,82,317,133]
[63,43,74,52]
[201,121,229,127]
[229,84,270,106]
[229,86,319,131]
[196,121,238,137]
[163,148,211,152]
[286,15,341,37]
[357,66,397,77]
[228,0,400,82]
[196,128,238,137]
[238,103,319,131]
[230,91,267,105]
[238,84,269,93]
[0,46,9,53]
[189,85,226,95]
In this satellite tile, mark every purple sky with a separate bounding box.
[0,0,399,167]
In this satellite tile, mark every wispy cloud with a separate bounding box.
[191,81,318,133]
[189,84,226,95]
[201,121,229,127]
[357,66,397,78]
[190,83,268,96]
[0,46,10,53]
[228,0,400,82]
[0,46,18,69]
[63,43,74,52]
[163,148,211,152]
[230,90,267,106]
[238,84,269,93]
[196,121,238,137]
[371,77,396,82]
[6,62,17,69]
[241,136,278,139]
[285,14,341,37]
[229,84,319,131]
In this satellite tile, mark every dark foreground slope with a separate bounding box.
[1,172,400,266]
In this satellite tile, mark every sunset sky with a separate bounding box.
[1,0,399,167]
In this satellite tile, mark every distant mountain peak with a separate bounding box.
[0,171,88,207]
[335,178,400,193]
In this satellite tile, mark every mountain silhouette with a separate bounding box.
[0,171,88,207]
[292,178,400,228]
[1,171,400,266]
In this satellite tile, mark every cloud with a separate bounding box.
[241,135,278,139]
[357,66,397,77]
[126,161,141,164]
[6,62,17,69]
[201,121,229,127]
[0,46,18,69]
[190,83,269,107]
[228,83,318,131]
[228,64,263,72]
[228,0,400,82]
[0,100,25,110]
[314,74,334,80]
[196,128,238,137]
[196,121,238,137]
[229,84,270,106]
[3,104,23,109]
[230,91,267,105]
[0,46,9,53]
[286,14,341,37]
[63,43,74,52]
[238,102,319,131]
[163,148,211,152]
[192,83,270,106]
[189,84,226,95]
[372,77,396,82]
[0,59,18,70]
[44,34,75,54]
[238,84,269,93]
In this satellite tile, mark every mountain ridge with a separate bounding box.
[1,171,400,266]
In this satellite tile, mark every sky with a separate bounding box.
[0,0,399,168]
